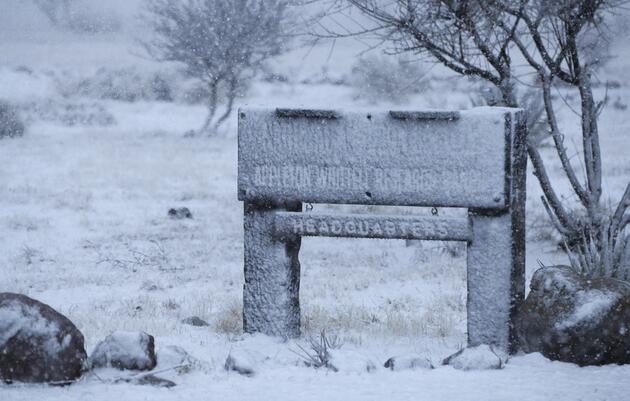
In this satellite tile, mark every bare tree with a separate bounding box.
[143,0,291,135]
[33,0,75,27]
[33,0,120,34]
[314,0,630,277]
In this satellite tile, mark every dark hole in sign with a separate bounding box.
[365,191,372,199]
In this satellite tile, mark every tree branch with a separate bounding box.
[612,181,630,235]
[528,143,575,233]
[212,76,238,133]
[540,74,591,207]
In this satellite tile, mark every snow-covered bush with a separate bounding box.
[0,100,25,138]
[34,0,122,34]
[143,0,292,134]
[21,100,115,127]
[56,67,175,103]
[350,55,428,104]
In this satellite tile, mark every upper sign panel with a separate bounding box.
[238,107,516,208]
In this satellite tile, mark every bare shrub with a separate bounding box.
[33,0,121,34]
[565,220,630,281]
[292,329,342,371]
[57,67,175,102]
[350,55,428,104]
[22,100,115,127]
[95,240,173,271]
[215,301,243,336]
[142,0,292,135]
[0,100,25,138]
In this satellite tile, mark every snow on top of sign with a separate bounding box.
[240,105,520,118]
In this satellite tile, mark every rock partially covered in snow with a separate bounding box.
[0,292,87,383]
[516,265,630,366]
[224,351,255,377]
[130,374,176,388]
[181,316,209,327]
[168,207,192,219]
[158,345,192,368]
[384,355,434,371]
[90,331,157,371]
[443,344,506,370]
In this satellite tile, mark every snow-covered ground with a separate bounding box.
[1,4,630,400]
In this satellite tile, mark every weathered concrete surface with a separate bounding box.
[243,201,302,338]
[238,107,510,208]
[274,212,471,241]
[467,110,527,354]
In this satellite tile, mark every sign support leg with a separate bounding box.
[467,211,524,353]
[243,201,302,338]
[466,111,527,353]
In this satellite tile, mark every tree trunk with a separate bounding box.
[199,81,219,134]
[211,77,238,134]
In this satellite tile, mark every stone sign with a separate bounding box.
[238,107,527,353]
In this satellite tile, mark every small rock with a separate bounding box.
[515,265,630,366]
[140,281,161,292]
[224,353,255,377]
[443,344,506,370]
[181,316,209,327]
[158,345,191,367]
[384,355,434,371]
[158,345,209,374]
[90,331,157,371]
[168,207,192,219]
[0,293,87,384]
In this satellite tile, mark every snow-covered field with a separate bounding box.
[1,4,630,399]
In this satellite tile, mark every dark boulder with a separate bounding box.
[515,265,630,366]
[0,293,87,384]
[224,353,255,377]
[181,316,209,327]
[168,207,192,219]
[90,331,157,371]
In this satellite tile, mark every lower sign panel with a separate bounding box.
[274,211,471,241]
